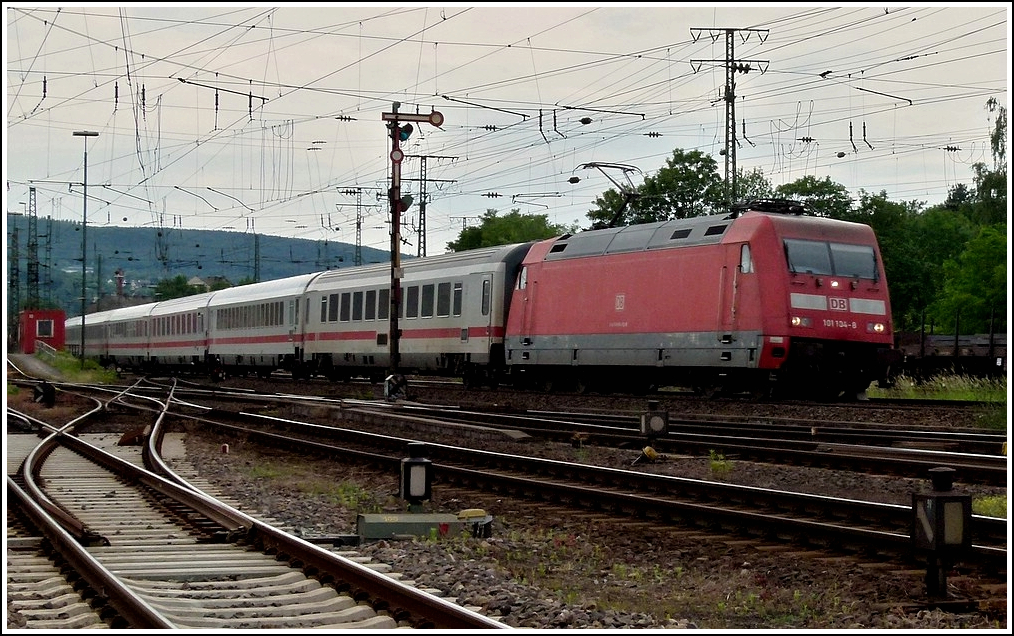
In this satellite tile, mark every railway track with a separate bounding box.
[5,386,506,630]
[106,368,1004,419]
[156,401,1008,616]
[8,360,1008,627]
[95,378,1006,487]
[151,393,1008,560]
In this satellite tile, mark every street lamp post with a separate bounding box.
[74,130,99,369]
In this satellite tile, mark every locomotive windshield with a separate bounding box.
[784,239,878,280]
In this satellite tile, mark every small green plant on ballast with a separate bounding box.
[709,449,733,477]
[972,494,1006,518]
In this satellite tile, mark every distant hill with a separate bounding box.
[6,214,401,317]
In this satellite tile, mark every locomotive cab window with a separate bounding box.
[830,242,878,280]
[784,239,833,275]
[784,239,877,280]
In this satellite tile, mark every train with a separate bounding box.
[891,331,1006,382]
[66,199,897,399]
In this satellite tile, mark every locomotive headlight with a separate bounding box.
[830,280,839,288]
[791,316,812,327]
[867,322,886,333]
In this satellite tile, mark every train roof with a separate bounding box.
[539,206,875,262]
[103,303,157,321]
[541,214,737,261]
[206,272,321,306]
[66,311,106,327]
[305,242,533,290]
[148,291,216,315]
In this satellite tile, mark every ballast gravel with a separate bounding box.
[176,405,1006,631]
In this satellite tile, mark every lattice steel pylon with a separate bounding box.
[690,27,769,207]
[8,222,20,346]
[26,186,40,309]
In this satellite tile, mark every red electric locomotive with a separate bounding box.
[503,200,894,399]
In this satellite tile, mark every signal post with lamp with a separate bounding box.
[381,103,445,384]
[911,467,972,601]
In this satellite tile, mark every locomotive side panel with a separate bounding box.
[504,220,773,391]
[508,246,740,358]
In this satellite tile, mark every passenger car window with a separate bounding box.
[437,282,451,317]
[406,285,419,318]
[421,283,435,318]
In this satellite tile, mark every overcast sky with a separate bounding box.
[5,3,1010,263]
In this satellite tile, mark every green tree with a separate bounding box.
[890,205,977,331]
[446,209,575,252]
[930,225,1007,334]
[153,275,203,300]
[944,183,974,210]
[735,167,774,201]
[774,175,853,218]
[967,97,1008,226]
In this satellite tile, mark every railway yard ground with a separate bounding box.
[6,361,1010,630]
[171,433,1009,630]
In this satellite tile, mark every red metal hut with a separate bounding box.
[18,309,66,354]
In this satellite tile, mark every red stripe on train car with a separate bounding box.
[210,334,300,345]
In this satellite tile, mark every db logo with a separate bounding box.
[829,297,848,311]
